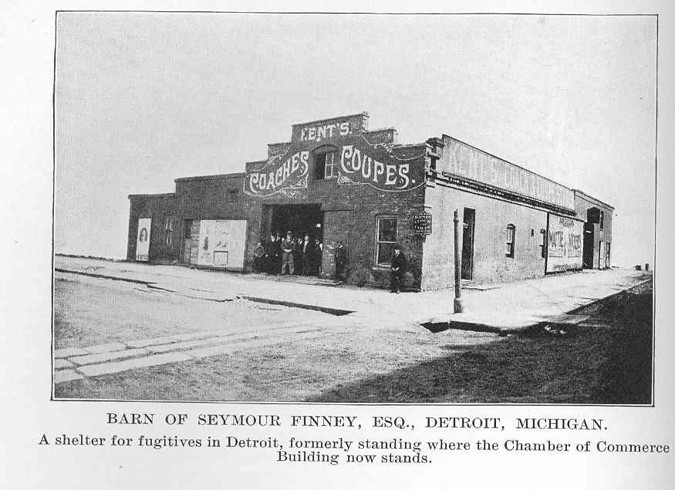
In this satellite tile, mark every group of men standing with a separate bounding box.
[253,231,322,276]
[252,231,406,292]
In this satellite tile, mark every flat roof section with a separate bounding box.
[573,189,615,210]
[128,193,175,199]
[174,172,245,183]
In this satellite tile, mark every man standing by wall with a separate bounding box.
[281,231,296,275]
[265,232,280,274]
[252,239,266,272]
[334,240,347,280]
[390,244,407,293]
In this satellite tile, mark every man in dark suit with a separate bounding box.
[334,240,347,280]
[390,245,407,293]
[265,232,281,274]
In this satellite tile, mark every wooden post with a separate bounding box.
[453,209,464,313]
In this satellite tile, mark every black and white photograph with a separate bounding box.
[51,11,657,404]
[4,2,675,488]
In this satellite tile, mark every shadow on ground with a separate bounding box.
[308,282,653,404]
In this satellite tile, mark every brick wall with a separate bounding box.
[238,122,428,288]
[242,159,427,288]
[127,146,427,289]
[127,193,178,262]
[126,115,615,289]
[422,181,549,288]
[175,174,246,220]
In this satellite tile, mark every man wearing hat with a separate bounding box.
[280,231,296,275]
[390,244,407,293]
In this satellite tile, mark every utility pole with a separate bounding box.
[453,209,464,313]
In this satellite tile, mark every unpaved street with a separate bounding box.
[53,272,500,401]
[53,259,653,403]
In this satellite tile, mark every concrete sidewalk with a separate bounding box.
[54,255,651,332]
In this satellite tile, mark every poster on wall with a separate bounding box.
[135,218,151,261]
[196,220,247,269]
[546,214,583,273]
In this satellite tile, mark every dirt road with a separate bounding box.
[54,270,652,404]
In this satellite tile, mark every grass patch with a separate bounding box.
[310,282,653,404]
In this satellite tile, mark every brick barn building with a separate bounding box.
[127,112,613,290]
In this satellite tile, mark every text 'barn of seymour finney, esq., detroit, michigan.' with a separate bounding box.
[127,112,613,290]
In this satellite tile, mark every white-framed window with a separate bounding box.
[324,152,337,179]
[164,216,174,247]
[506,223,516,258]
[376,216,398,266]
[314,146,338,180]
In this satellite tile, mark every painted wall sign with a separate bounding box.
[135,218,151,261]
[546,214,583,273]
[444,137,575,211]
[196,220,247,269]
[337,144,420,191]
[291,113,368,143]
[244,150,309,197]
[299,121,351,143]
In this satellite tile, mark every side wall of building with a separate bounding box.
[127,194,178,263]
[574,192,614,268]
[174,174,247,267]
[422,182,549,289]
[420,182,454,290]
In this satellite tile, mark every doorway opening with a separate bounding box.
[264,204,324,276]
[461,208,476,280]
[269,204,323,241]
[181,219,194,265]
[582,208,597,269]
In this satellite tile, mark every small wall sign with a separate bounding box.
[413,212,432,236]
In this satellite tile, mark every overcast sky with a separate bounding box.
[54,12,656,267]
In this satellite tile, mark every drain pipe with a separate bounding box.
[453,209,464,313]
